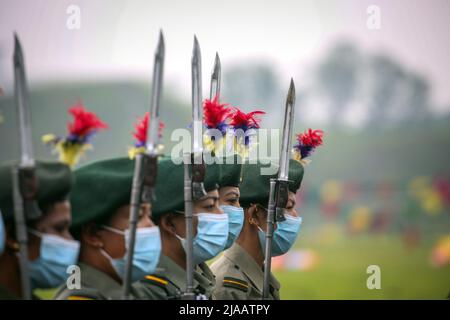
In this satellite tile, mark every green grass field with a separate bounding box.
[275,232,450,299]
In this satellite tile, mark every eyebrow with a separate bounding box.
[199,196,219,202]
[224,191,240,197]
[54,218,71,226]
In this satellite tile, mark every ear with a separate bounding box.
[159,214,177,236]
[81,223,104,248]
[247,204,260,227]
[5,237,19,252]
[4,224,19,252]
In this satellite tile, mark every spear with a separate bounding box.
[262,79,296,299]
[122,30,165,299]
[12,33,41,300]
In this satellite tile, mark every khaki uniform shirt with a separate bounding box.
[210,243,280,300]
[53,262,124,300]
[132,254,216,300]
[0,284,40,300]
[0,284,17,300]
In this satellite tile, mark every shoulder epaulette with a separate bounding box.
[66,295,96,300]
[222,277,249,292]
[53,286,102,300]
[141,275,182,300]
[143,275,169,288]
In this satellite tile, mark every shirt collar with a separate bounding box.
[156,255,200,292]
[224,243,280,292]
[78,262,122,298]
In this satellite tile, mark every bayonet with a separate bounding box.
[147,30,165,155]
[278,79,295,182]
[14,34,40,221]
[262,79,296,300]
[14,34,34,168]
[190,36,206,199]
[122,31,165,299]
[210,52,221,100]
[192,36,203,156]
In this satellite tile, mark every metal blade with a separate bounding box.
[278,78,296,181]
[191,35,203,155]
[14,33,34,167]
[209,52,221,100]
[146,30,165,155]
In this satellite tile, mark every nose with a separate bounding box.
[138,213,155,228]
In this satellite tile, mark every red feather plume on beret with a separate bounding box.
[229,108,265,131]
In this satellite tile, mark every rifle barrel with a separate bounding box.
[11,167,31,300]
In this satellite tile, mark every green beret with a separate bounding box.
[239,159,304,208]
[0,161,73,222]
[218,155,243,188]
[70,157,136,230]
[152,157,220,220]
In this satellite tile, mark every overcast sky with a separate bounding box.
[1,0,449,112]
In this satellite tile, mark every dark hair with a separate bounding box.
[71,209,115,241]
[2,199,67,240]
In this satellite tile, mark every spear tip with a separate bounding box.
[13,32,23,65]
[14,32,21,51]
[192,35,201,64]
[287,78,295,105]
[194,35,200,48]
[157,29,165,57]
[212,52,221,78]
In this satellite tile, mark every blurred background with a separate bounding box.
[1,0,450,299]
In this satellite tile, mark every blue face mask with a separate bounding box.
[101,226,161,281]
[28,229,80,289]
[0,212,5,256]
[272,215,302,256]
[257,214,302,257]
[175,212,229,265]
[220,205,244,250]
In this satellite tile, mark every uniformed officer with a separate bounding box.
[0,161,78,299]
[53,157,161,300]
[211,159,304,300]
[132,157,228,300]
